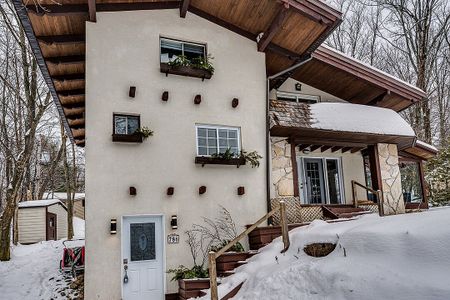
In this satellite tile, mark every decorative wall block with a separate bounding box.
[129,186,137,196]
[377,143,405,215]
[162,91,169,101]
[167,187,174,195]
[194,94,202,105]
[232,98,239,108]
[199,186,207,194]
[271,137,294,198]
[237,186,245,195]
[129,86,136,98]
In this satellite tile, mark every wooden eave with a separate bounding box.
[401,142,438,161]
[289,46,427,112]
[13,0,342,146]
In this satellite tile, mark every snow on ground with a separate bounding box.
[0,217,85,300]
[200,207,450,300]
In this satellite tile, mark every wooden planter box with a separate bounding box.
[112,133,143,143]
[195,156,246,167]
[178,279,210,300]
[160,63,212,80]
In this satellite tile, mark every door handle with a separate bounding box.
[123,264,129,284]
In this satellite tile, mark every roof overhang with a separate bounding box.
[13,0,342,146]
[401,140,438,161]
[270,100,417,150]
[271,45,427,112]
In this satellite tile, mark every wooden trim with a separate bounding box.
[418,160,429,208]
[88,0,97,22]
[368,90,390,106]
[368,145,382,191]
[290,142,300,197]
[46,211,57,241]
[180,0,190,18]
[37,35,85,45]
[58,89,85,97]
[52,74,85,82]
[46,55,85,65]
[258,4,289,52]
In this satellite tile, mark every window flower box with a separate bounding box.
[160,63,213,80]
[195,156,246,167]
[112,133,143,143]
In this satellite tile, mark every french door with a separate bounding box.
[299,157,344,204]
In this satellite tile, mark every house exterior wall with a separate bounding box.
[18,207,46,244]
[48,204,68,240]
[270,78,347,103]
[271,137,367,204]
[85,9,266,298]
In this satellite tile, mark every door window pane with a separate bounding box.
[326,159,341,204]
[305,159,325,204]
[130,223,156,261]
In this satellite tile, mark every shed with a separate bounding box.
[44,192,85,219]
[18,199,68,244]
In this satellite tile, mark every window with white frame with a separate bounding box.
[196,125,240,156]
[160,37,206,63]
[113,114,140,135]
[276,91,320,104]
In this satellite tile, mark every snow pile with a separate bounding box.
[200,208,450,300]
[18,199,61,208]
[310,102,415,136]
[0,217,85,299]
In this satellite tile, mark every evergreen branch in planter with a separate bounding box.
[168,54,215,74]
[211,148,262,168]
[135,126,154,140]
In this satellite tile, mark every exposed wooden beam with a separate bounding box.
[331,146,342,153]
[52,73,85,83]
[68,118,85,127]
[46,55,85,65]
[341,147,352,153]
[27,1,180,16]
[64,107,85,117]
[75,139,86,147]
[310,145,321,152]
[37,35,85,46]
[180,0,190,18]
[321,145,332,152]
[57,89,85,97]
[351,147,365,153]
[297,144,310,152]
[72,128,85,139]
[88,0,96,22]
[367,90,390,106]
[258,4,289,52]
[292,137,368,148]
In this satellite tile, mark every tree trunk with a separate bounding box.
[0,204,14,261]
[12,206,18,245]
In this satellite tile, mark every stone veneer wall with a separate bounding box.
[377,143,405,215]
[271,137,295,197]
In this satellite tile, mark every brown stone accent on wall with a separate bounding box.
[271,137,295,197]
[377,143,405,215]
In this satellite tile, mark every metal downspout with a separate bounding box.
[265,56,313,220]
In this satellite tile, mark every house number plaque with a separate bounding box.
[167,234,180,244]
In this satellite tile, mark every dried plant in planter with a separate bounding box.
[134,126,153,140]
[211,148,262,168]
[168,54,215,74]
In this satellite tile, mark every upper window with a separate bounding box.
[114,114,140,135]
[276,91,320,104]
[196,125,240,156]
[160,38,206,63]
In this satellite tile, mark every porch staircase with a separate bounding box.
[322,205,372,219]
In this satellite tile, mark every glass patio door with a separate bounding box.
[304,158,326,204]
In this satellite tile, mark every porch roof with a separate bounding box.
[401,140,438,161]
[270,100,416,150]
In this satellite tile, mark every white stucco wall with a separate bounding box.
[270,78,347,103]
[85,9,267,298]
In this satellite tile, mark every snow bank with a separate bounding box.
[310,102,415,136]
[18,199,61,208]
[200,208,450,300]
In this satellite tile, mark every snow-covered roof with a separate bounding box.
[43,192,85,201]
[310,103,415,136]
[18,199,62,208]
[416,140,438,153]
[320,45,425,94]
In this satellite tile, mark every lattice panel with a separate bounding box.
[270,197,324,225]
[360,204,379,213]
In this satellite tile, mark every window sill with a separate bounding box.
[160,63,213,80]
[112,134,143,143]
[195,156,246,168]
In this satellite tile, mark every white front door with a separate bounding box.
[122,216,164,300]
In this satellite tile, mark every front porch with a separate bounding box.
[269,100,435,222]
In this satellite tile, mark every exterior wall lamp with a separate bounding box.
[170,215,178,230]
[110,219,117,234]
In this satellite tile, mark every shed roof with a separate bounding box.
[19,199,63,208]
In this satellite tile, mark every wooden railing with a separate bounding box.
[351,180,384,216]
[208,200,290,300]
